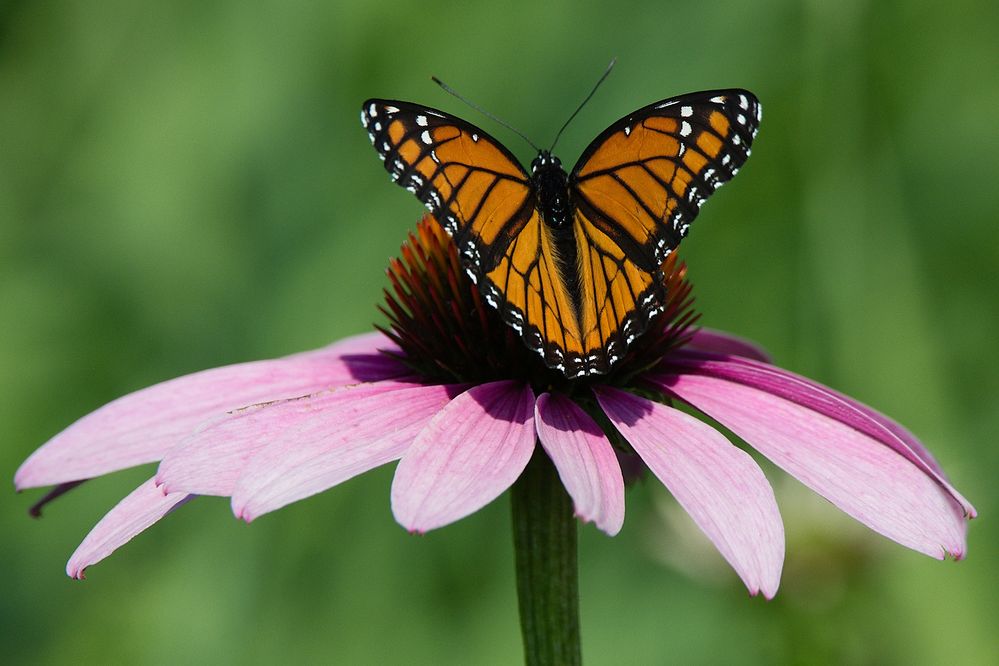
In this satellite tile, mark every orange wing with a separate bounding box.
[361,90,761,378]
[361,100,585,372]
[567,89,762,374]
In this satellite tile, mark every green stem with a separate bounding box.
[511,448,581,666]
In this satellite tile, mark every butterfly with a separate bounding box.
[361,88,760,378]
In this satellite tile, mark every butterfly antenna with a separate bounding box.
[432,76,541,152]
[549,57,617,153]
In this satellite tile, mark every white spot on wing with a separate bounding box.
[421,130,433,145]
[681,106,693,117]
[416,115,428,127]
[680,121,692,137]
[385,105,399,113]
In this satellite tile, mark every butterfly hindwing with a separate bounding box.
[481,211,585,370]
[572,209,665,374]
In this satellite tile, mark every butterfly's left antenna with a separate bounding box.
[549,58,617,153]
[432,76,541,152]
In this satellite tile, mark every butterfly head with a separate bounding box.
[530,151,563,175]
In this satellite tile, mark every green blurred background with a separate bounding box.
[3,1,997,663]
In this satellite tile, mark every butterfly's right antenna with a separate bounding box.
[432,76,541,152]
[549,58,617,153]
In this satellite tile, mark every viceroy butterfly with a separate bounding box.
[361,87,760,378]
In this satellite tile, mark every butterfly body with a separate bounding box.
[531,152,572,229]
[362,90,761,377]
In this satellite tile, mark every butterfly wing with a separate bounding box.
[568,89,761,373]
[361,100,586,372]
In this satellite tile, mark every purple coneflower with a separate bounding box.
[17,216,974,606]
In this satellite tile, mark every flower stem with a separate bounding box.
[511,448,581,666]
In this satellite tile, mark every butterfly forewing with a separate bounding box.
[571,89,761,265]
[361,100,529,242]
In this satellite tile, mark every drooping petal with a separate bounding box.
[66,478,192,579]
[685,328,772,363]
[661,352,976,517]
[228,383,461,521]
[597,387,784,599]
[535,393,625,536]
[392,381,536,533]
[15,335,406,490]
[28,480,87,518]
[657,372,969,559]
[157,380,423,497]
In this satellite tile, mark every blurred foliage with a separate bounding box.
[3,1,997,664]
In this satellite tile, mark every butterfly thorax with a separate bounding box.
[531,152,571,230]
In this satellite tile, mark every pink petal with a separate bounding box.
[685,328,772,363]
[535,393,625,536]
[15,335,406,490]
[229,383,461,521]
[661,353,975,517]
[392,381,536,533]
[66,477,192,579]
[597,387,784,598]
[157,380,423,497]
[658,372,969,559]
